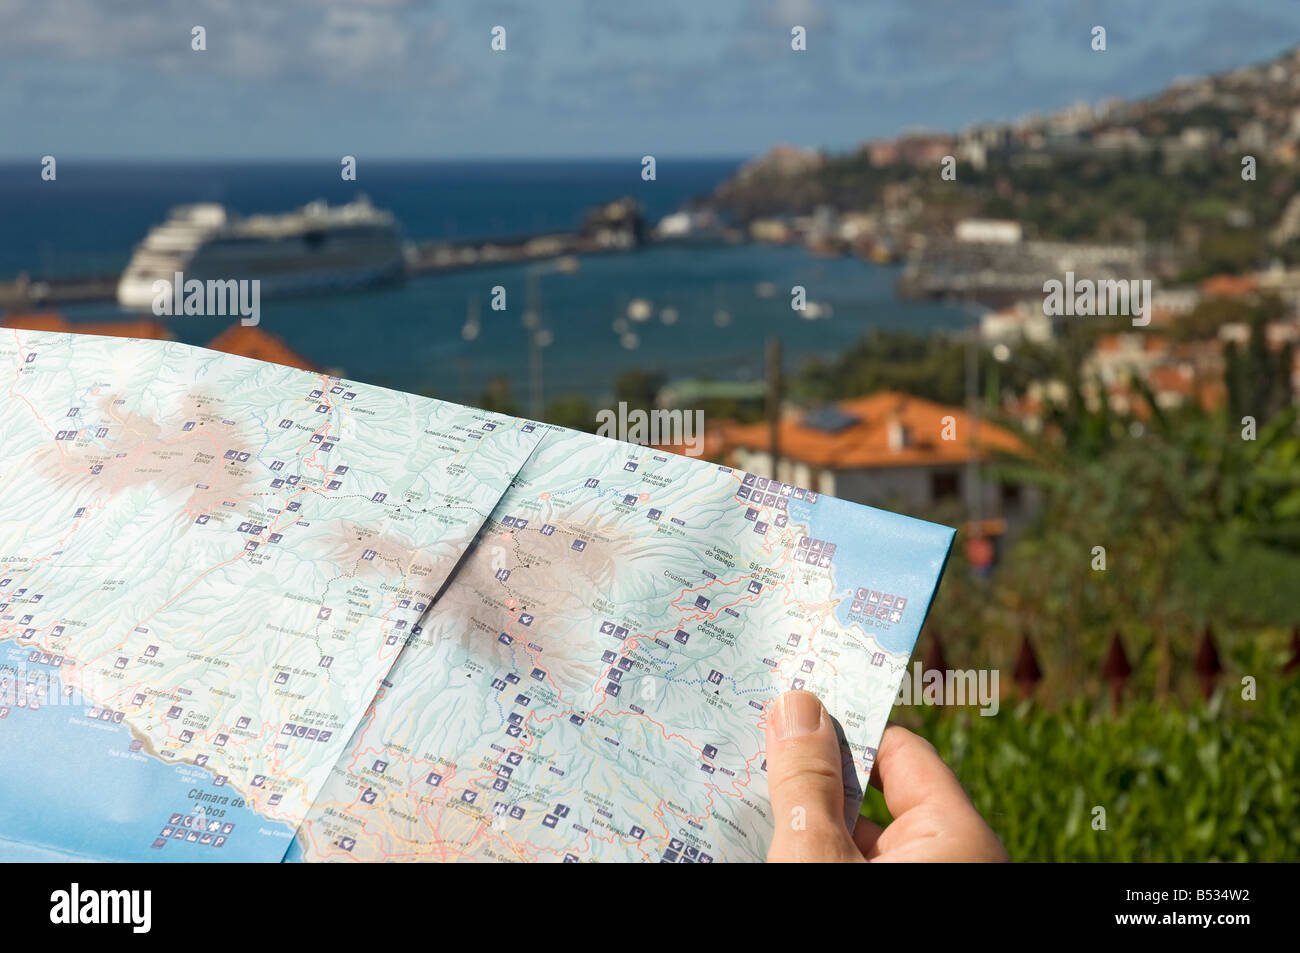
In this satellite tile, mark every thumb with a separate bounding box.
[764,690,863,863]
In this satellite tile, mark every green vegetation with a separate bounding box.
[971,151,1277,247]
[714,139,1300,274]
[867,683,1300,861]
[813,306,1300,859]
[929,393,1300,697]
[793,328,1059,407]
[911,375,1300,858]
[473,375,524,418]
[542,393,597,433]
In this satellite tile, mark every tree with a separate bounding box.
[544,395,596,433]
[477,377,522,417]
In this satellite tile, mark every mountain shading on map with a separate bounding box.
[0,329,955,862]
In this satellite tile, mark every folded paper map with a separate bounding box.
[0,329,955,862]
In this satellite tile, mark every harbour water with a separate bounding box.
[0,160,970,403]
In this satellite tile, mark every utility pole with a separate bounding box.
[526,269,544,420]
[766,336,782,482]
[459,295,479,402]
[965,316,983,524]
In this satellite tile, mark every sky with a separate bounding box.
[2,0,1299,160]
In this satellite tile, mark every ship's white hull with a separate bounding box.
[116,198,406,310]
[117,262,404,310]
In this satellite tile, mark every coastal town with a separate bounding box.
[5,44,1300,532]
[1,0,1297,876]
[649,43,1300,495]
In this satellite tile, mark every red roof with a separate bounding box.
[1,313,174,340]
[3,313,318,373]
[1199,274,1257,298]
[205,325,317,372]
[725,392,1028,470]
[1148,364,1194,397]
[651,422,737,462]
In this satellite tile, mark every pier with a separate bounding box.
[0,272,120,310]
[0,197,648,312]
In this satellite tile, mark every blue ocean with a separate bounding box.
[0,160,967,403]
[0,638,298,862]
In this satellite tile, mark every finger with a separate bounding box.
[866,724,1010,862]
[764,690,863,863]
[870,723,976,819]
[851,815,884,856]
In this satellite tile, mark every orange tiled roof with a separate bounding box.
[3,313,314,371]
[1198,379,1226,412]
[1172,338,1224,362]
[1003,394,1043,419]
[1148,364,1194,397]
[1,312,67,332]
[1199,274,1257,298]
[205,325,317,372]
[1,313,173,340]
[651,421,738,462]
[725,392,1028,470]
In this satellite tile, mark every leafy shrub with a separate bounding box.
[863,681,1300,861]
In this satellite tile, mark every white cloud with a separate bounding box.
[0,0,450,87]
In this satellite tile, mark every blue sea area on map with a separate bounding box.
[788,495,954,657]
[282,835,306,862]
[0,638,297,862]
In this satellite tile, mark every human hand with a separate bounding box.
[764,689,1008,862]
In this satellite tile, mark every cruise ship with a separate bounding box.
[117,197,406,308]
